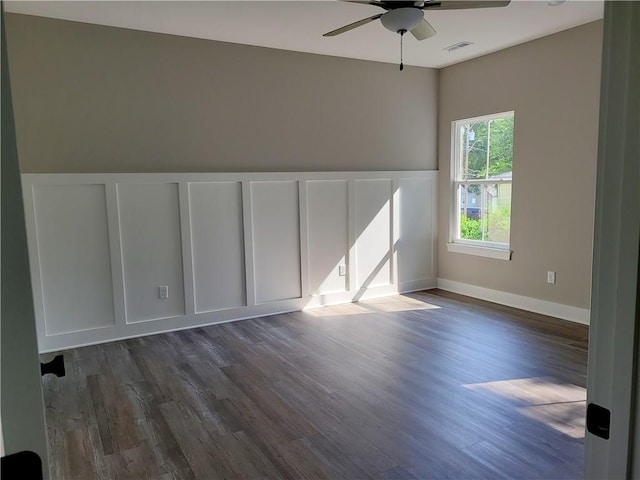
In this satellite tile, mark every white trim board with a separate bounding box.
[437,278,590,325]
[446,242,512,261]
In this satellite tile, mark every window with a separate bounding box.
[449,111,514,260]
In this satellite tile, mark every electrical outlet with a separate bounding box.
[547,271,556,284]
[338,264,347,277]
[158,285,169,299]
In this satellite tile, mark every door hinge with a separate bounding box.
[586,403,611,439]
[40,354,65,378]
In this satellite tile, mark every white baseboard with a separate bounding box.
[436,278,590,325]
[38,278,437,353]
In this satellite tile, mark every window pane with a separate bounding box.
[458,116,514,181]
[458,184,482,240]
[483,183,511,243]
[459,182,511,243]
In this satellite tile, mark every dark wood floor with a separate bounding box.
[42,290,589,479]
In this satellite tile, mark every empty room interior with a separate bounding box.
[2,0,629,478]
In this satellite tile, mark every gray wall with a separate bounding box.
[438,21,603,309]
[5,13,438,173]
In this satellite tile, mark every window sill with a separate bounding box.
[446,242,512,261]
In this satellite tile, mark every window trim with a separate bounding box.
[449,111,514,259]
[446,242,512,261]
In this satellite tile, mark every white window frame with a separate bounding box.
[447,111,514,261]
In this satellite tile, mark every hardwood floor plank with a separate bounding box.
[159,400,235,480]
[382,465,420,480]
[230,430,286,480]
[462,440,550,479]
[295,434,375,480]
[101,441,167,479]
[128,347,176,404]
[87,372,141,455]
[221,363,319,440]
[124,382,195,476]
[86,375,115,455]
[64,428,97,480]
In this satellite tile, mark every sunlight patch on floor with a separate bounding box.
[361,296,441,313]
[518,401,586,439]
[464,377,586,439]
[303,303,373,317]
[303,296,441,316]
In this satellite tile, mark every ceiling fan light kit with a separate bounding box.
[324,0,511,71]
[380,7,424,33]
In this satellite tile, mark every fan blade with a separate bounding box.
[422,1,510,10]
[411,18,437,40]
[341,0,391,10]
[323,14,383,37]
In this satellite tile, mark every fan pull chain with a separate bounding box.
[399,29,406,71]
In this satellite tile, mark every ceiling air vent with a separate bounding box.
[443,41,474,52]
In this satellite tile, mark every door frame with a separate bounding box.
[1,3,50,477]
[584,1,640,478]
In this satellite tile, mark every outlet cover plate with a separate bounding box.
[159,285,169,299]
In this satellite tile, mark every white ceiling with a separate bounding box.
[5,0,603,68]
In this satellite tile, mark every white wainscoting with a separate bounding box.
[29,184,115,335]
[355,179,393,290]
[189,182,246,314]
[22,171,437,352]
[251,181,302,304]
[398,177,436,286]
[307,180,348,296]
[118,183,186,323]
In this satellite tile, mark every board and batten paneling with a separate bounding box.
[398,177,436,284]
[306,180,349,296]
[355,179,393,290]
[22,171,437,352]
[189,182,246,313]
[118,183,186,323]
[251,181,302,304]
[28,184,115,335]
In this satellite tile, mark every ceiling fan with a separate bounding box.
[324,1,511,70]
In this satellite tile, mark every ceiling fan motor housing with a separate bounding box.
[380,8,424,34]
